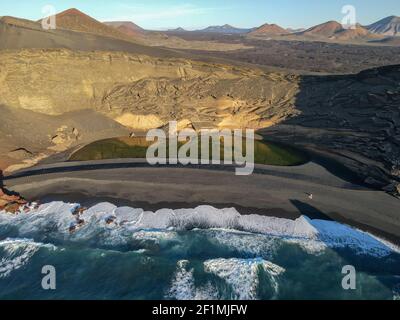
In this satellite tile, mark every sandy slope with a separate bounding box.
[0,105,129,171]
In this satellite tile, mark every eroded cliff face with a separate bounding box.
[0,49,399,195]
[261,65,400,194]
[0,49,298,130]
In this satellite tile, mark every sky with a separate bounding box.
[1,0,399,30]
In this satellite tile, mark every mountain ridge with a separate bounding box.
[367,15,400,36]
[249,23,289,36]
[299,21,344,37]
[41,8,135,41]
[198,24,253,34]
[104,21,144,37]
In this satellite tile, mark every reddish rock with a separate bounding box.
[69,225,77,234]
[2,194,22,202]
[4,202,23,214]
[0,199,8,209]
[72,206,87,216]
[106,216,116,225]
[76,218,85,227]
[0,184,27,214]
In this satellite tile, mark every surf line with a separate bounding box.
[144,121,255,176]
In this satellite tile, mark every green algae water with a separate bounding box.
[0,202,399,300]
[69,137,308,166]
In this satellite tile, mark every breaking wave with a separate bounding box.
[0,201,398,257]
[0,238,56,279]
[0,201,399,300]
[166,260,220,300]
[204,258,285,300]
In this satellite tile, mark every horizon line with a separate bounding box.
[5,6,400,31]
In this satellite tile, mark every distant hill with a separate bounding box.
[198,24,252,34]
[167,27,187,32]
[1,16,41,29]
[367,16,400,36]
[333,24,377,41]
[249,23,289,36]
[0,15,176,57]
[104,21,143,37]
[299,21,343,37]
[41,8,132,41]
[295,20,382,41]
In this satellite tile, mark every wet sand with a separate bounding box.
[3,160,400,244]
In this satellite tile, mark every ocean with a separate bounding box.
[0,201,399,300]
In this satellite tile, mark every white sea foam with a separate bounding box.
[132,230,179,243]
[167,258,284,300]
[0,202,398,257]
[167,260,219,300]
[167,260,195,300]
[0,238,56,278]
[199,229,279,258]
[204,258,285,300]
[114,207,143,225]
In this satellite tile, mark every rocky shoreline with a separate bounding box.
[0,187,27,213]
[0,170,28,213]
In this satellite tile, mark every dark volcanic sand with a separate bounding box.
[4,160,400,245]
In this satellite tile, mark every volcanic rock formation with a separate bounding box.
[0,171,27,213]
[300,21,344,38]
[104,21,144,37]
[249,23,289,36]
[0,47,399,195]
[367,16,400,36]
[44,8,134,41]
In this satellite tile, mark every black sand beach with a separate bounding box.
[4,160,400,245]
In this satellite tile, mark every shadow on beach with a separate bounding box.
[290,199,333,221]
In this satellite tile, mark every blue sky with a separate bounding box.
[1,0,399,30]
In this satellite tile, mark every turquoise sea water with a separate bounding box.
[0,202,399,300]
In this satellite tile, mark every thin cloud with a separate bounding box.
[103,3,214,23]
